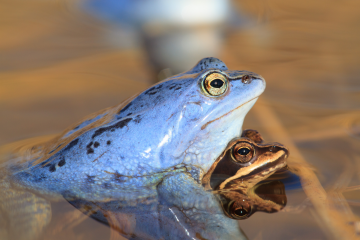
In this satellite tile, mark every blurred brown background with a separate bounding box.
[1,0,360,239]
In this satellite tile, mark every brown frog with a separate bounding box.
[202,129,289,220]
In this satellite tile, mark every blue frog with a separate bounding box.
[0,57,265,240]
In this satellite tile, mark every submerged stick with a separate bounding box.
[252,100,358,240]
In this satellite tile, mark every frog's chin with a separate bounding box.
[203,98,259,169]
[200,97,258,133]
[235,97,258,136]
[173,97,259,174]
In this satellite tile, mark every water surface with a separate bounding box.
[1,0,360,239]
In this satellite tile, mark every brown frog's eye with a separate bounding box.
[231,142,254,163]
[202,72,228,96]
[228,201,252,220]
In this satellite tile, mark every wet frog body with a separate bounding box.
[4,57,265,203]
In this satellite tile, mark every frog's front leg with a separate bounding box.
[157,172,247,240]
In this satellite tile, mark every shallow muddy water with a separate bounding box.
[1,0,360,239]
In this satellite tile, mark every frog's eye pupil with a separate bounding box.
[231,143,254,163]
[235,208,248,216]
[238,148,250,155]
[227,202,252,219]
[210,79,224,88]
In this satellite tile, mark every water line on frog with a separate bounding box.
[168,208,197,240]
[158,130,172,148]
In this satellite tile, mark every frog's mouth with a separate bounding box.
[200,97,258,131]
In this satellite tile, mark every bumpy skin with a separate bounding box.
[6,57,265,203]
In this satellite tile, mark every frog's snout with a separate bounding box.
[254,76,266,91]
[268,143,289,159]
[239,75,266,98]
[252,75,265,83]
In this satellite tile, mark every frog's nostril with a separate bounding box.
[241,75,252,84]
[269,146,277,152]
[253,76,266,86]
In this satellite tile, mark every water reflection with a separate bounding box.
[218,180,287,220]
[67,130,290,239]
[69,181,289,240]
[2,0,359,238]
[0,129,290,240]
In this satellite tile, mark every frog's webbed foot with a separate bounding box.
[155,172,247,240]
[0,180,51,240]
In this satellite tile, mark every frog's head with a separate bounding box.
[202,129,289,191]
[117,57,265,173]
[202,129,289,220]
[163,58,266,173]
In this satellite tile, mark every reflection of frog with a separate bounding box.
[219,180,287,220]
[0,58,265,240]
[72,130,288,240]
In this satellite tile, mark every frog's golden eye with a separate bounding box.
[231,142,254,163]
[202,72,228,96]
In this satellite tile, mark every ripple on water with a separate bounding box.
[346,115,360,139]
[264,169,302,191]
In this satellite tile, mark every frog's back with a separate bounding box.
[6,74,199,200]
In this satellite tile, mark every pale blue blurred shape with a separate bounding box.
[81,0,248,80]
[83,0,231,27]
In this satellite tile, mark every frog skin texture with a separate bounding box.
[0,57,265,240]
